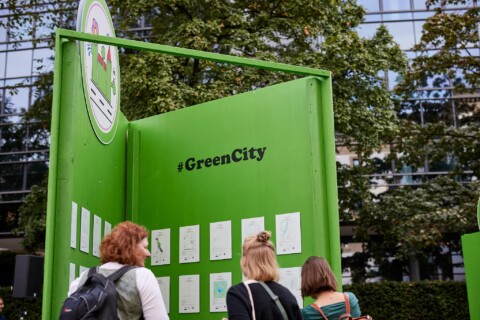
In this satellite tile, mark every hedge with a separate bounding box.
[344,281,469,319]
[0,280,469,319]
[0,287,42,319]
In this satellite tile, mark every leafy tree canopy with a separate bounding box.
[110,0,407,154]
[5,0,408,257]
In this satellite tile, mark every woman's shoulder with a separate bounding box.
[302,304,322,320]
[268,281,296,294]
[226,282,250,300]
[228,282,247,293]
[344,291,359,303]
[134,266,156,278]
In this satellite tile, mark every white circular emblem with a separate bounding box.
[77,0,120,144]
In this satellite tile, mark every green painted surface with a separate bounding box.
[44,30,339,320]
[58,28,330,78]
[462,232,480,320]
[43,40,128,319]
[129,77,339,319]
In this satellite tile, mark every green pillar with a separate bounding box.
[462,231,480,320]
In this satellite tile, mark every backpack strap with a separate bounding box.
[310,303,329,320]
[88,266,98,277]
[258,281,288,320]
[107,265,137,282]
[87,265,137,282]
[343,293,351,313]
[243,281,256,320]
[338,293,353,320]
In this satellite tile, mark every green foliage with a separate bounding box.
[359,177,479,261]
[111,0,407,154]
[345,280,469,320]
[0,287,42,320]
[0,1,77,49]
[14,179,48,253]
[368,0,480,279]
[401,0,480,93]
[4,0,408,253]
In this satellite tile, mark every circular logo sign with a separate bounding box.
[77,0,120,144]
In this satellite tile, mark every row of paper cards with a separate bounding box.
[69,265,303,313]
[152,212,302,265]
[70,201,302,263]
[70,202,112,256]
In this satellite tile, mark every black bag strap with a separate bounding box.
[258,281,288,320]
[88,265,137,282]
[107,265,137,282]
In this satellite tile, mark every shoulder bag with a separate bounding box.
[310,293,372,320]
[243,280,289,320]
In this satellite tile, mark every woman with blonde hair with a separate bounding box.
[226,231,303,320]
[67,221,169,320]
[301,256,361,320]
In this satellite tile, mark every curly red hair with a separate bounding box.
[100,221,149,266]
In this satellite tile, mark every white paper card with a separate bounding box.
[279,267,303,308]
[92,215,101,257]
[179,274,200,313]
[152,229,171,265]
[69,263,76,285]
[104,221,112,237]
[210,272,231,312]
[241,216,265,245]
[210,221,232,260]
[70,202,78,248]
[157,276,170,313]
[179,225,200,263]
[276,212,302,255]
[79,265,88,275]
[80,207,91,253]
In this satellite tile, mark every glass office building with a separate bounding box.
[340,0,479,283]
[0,1,477,280]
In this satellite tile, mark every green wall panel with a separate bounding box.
[43,41,128,319]
[129,77,339,319]
[462,231,480,320]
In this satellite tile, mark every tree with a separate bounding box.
[111,0,406,154]
[5,1,407,259]
[395,0,480,177]
[364,0,480,280]
[14,180,48,253]
[358,177,479,280]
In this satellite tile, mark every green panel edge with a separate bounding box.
[43,32,64,320]
[57,29,330,78]
[461,232,480,320]
[126,127,140,222]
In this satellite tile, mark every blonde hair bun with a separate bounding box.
[257,231,270,242]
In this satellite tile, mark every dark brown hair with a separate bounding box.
[301,256,337,298]
[100,221,149,266]
[242,231,279,281]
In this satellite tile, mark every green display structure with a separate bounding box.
[462,231,480,320]
[43,29,339,320]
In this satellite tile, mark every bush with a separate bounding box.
[345,281,469,320]
[0,287,42,319]
[0,280,469,319]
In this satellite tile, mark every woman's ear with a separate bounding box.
[241,255,247,269]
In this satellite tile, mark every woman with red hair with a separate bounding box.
[68,221,169,320]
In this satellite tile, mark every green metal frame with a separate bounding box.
[44,29,336,319]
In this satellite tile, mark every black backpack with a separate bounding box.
[59,265,136,320]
